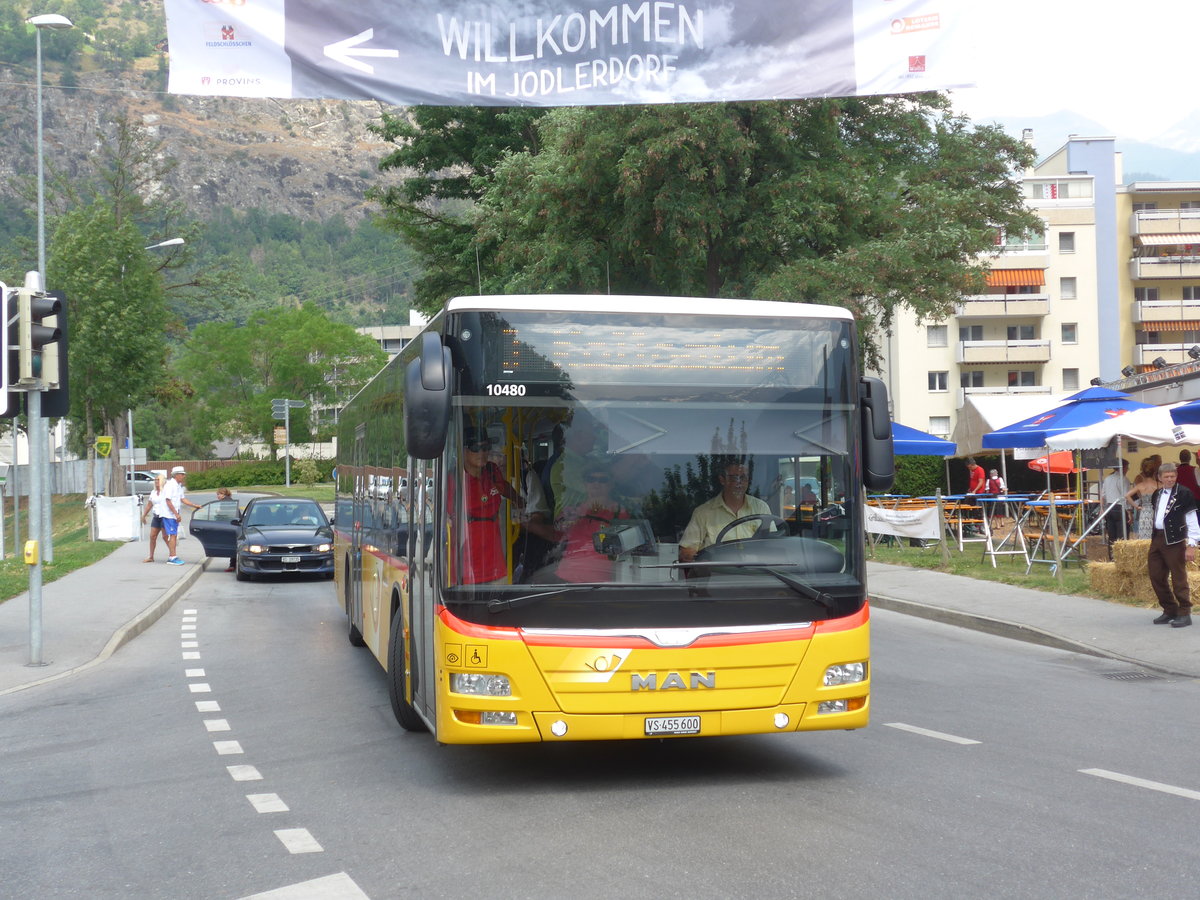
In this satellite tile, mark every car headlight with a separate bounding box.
[315,543,332,553]
[245,544,267,554]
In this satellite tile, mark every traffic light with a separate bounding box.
[16,284,62,387]
[1,281,13,417]
[41,291,68,417]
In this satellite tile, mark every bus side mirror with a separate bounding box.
[860,376,895,492]
[405,332,453,459]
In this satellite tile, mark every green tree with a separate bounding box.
[371,97,1039,365]
[175,302,387,452]
[48,202,168,492]
[368,106,546,309]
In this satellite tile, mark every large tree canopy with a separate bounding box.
[371,95,1039,364]
[175,302,387,452]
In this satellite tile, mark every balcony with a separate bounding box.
[956,294,1050,318]
[1133,299,1200,325]
[1129,256,1200,280]
[1131,208,1200,236]
[957,339,1052,365]
[1135,344,1200,367]
[958,385,1053,407]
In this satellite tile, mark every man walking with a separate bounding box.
[1147,462,1200,628]
[162,466,202,565]
[1101,459,1131,542]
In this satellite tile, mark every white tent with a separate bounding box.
[951,393,1070,457]
[1045,402,1200,450]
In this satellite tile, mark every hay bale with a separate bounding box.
[1111,539,1150,575]
[1086,562,1125,598]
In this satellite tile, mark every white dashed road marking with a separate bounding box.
[204,719,231,732]
[213,740,244,755]
[275,828,323,854]
[247,793,290,813]
[884,722,981,745]
[239,872,369,899]
[188,683,211,693]
[227,765,263,782]
[195,700,220,712]
[1080,768,1200,801]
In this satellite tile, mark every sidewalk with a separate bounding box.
[2,542,1197,697]
[868,561,1200,679]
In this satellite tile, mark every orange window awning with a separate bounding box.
[985,268,1046,287]
[1137,233,1200,246]
[1136,320,1200,331]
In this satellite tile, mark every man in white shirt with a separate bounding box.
[161,466,202,565]
[679,460,772,562]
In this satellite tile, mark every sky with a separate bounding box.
[949,1,1200,146]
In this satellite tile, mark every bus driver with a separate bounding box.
[678,458,773,562]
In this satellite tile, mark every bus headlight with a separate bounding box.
[449,673,512,696]
[823,662,866,686]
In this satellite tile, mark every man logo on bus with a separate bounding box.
[631,671,717,691]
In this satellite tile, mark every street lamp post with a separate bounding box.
[25,12,73,667]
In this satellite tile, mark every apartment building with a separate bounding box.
[875,135,1118,441]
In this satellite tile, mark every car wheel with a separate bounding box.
[387,605,426,732]
[235,561,250,582]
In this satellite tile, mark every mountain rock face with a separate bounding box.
[1,68,402,223]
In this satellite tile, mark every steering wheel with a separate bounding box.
[713,514,790,545]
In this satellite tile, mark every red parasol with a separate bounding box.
[1027,450,1085,475]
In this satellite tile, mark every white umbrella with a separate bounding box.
[1045,402,1200,450]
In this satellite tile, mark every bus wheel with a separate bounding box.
[388,608,427,732]
[346,561,366,647]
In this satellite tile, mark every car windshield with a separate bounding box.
[244,501,326,528]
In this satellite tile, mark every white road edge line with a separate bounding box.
[1080,768,1200,801]
[884,722,981,745]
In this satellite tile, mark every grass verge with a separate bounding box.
[0,495,123,603]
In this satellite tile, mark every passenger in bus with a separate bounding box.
[455,427,522,584]
[555,460,631,582]
[513,455,560,582]
[678,459,773,562]
[551,413,603,519]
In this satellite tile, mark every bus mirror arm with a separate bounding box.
[860,376,895,492]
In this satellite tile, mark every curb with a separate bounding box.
[0,558,210,698]
[869,592,1198,680]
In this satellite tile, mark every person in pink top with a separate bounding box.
[555,460,629,583]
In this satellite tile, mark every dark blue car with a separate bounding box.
[190,497,334,581]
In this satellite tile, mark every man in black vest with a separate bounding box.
[1147,462,1200,628]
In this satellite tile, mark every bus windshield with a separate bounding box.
[442,309,864,630]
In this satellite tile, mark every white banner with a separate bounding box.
[865,504,941,540]
[163,1,974,106]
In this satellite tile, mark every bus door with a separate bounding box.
[406,457,439,723]
[348,424,366,636]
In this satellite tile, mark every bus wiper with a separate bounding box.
[487,585,602,613]
[660,561,833,609]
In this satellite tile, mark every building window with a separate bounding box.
[1061,323,1078,344]
[1133,202,1158,212]
[1008,370,1036,387]
[1023,180,1092,200]
[1059,232,1076,253]
[1135,287,1160,302]
[1060,277,1077,300]
[959,324,983,342]
[1181,202,1200,210]
[928,371,948,392]
[929,416,951,437]
[927,324,948,348]
[1007,324,1035,341]
[1062,368,1080,391]
[1183,286,1200,301]
[960,370,984,388]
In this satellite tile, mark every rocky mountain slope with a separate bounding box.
[0,66,401,224]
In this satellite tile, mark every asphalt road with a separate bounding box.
[2,573,1198,899]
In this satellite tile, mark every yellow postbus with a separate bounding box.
[334,295,893,743]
